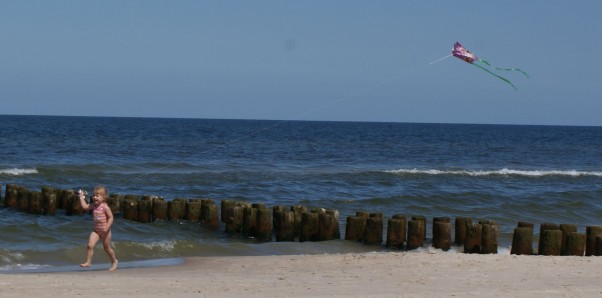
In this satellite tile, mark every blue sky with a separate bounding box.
[1,1,601,126]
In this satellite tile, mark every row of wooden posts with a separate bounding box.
[3,184,602,256]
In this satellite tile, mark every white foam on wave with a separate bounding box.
[0,168,38,176]
[386,168,602,177]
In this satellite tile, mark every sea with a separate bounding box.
[1,115,601,272]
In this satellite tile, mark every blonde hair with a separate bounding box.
[93,185,108,201]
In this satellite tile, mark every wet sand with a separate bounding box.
[2,252,601,297]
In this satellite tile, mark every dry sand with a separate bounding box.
[2,252,601,297]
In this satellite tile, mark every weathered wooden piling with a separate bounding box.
[65,189,84,215]
[355,210,370,218]
[56,189,68,210]
[152,197,167,220]
[596,236,602,256]
[432,217,451,251]
[200,200,219,228]
[539,229,563,256]
[221,200,236,223]
[225,206,243,234]
[123,196,139,221]
[480,222,498,254]
[363,214,383,245]
[464,223,482,254]
[412,216,427,240]
[107,193,122,215]
[17,187,30,212]
[137,196,153,223]
[256,207,272,241]
[4,184,19,208]
[565,232,585,256]
[185,199,202,222]
[559,224,578,256]
[168,198,186,221]
[538,223,559,253]
[274,210,295,242]
[326,209,341,239]
[345,216,366,242]
[41,186,56,215]
[454,217,471,246]
[386,215,406,249]
[28,191,42,215]
[407,219,425,250]
[318,212,338,241]
[511,227,534,255]
[300,212,319,242]
[585,226,602,256]
[291,205,307,238]
[242,207,258,238]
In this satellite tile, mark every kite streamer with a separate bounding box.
[452,42,529,90]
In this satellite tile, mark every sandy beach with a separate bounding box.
[2,252,601,297]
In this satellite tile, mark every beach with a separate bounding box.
[3,252,601,297]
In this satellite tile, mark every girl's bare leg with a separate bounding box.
[102,230,118,271]
[80,232,100,267]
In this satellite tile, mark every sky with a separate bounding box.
[1,1,601,126]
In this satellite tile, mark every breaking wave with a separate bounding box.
[385,168,602,177]
[0,168,38,176]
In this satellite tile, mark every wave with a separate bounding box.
[385,168,602,177]
[0,168,38,176]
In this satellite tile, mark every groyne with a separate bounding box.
[2,183,601,256]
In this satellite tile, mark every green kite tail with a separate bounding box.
[471,63,518,90]
[477,59,529,78]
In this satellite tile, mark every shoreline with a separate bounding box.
[2,252,601,297]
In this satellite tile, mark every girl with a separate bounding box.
[78,186,118,270]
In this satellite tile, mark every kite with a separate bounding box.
[452,42,529,90]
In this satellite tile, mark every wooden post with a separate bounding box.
[585,226,602,256]
[412,216,427,241]
[300,212,319,242]
[464,223,482,254]
[41,186,56,215]
[201,201,219,229]
[152,197,167,221]
[225,206,243,234]
[559,224,578,256]
[596,236,602,256]
[363,215,383,245]
[4,184,19,208]
[326,209,341,239]
[256,207,272,241]
[432,221,451,251]
[539,229,562,256]
[454,217,472,246]
[356,210,370,218]
[407,219,425,250]
[511,227,533,255]
[123,196,138,221]
[291,205,307,238]
[168,198,186,221]
[538,223,559,253]
[242,207,258,238]
[345,216,366,242]
[17,187,30,212]
[65,189,84,216]
[221,200,236,223]
[274,210,295,242]
[107,193,122,215]
[318,213,337,241]
[28,191,42,215]
[565,232,585,256]
[185,199,202,222]
[386,218,406,249]
[480,222,498,254]
[137,196,153,223]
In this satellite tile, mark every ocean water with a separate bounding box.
[1,115,601,272]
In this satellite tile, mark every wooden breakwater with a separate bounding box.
[2,183,602,255]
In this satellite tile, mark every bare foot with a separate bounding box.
[109,260,118,271]
[80,262,91,268]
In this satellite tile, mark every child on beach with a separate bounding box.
[78,186,118,271]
